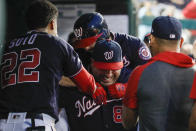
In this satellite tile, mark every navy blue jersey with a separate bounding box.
[114,33,151,83]
[59,86,136,131]
[0,31,82,120]
[76,33,151,83]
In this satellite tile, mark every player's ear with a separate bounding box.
[179,37,184,49]
[50,19,55,30]
[149,34,154,46]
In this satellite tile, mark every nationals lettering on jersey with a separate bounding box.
[59,87,128,131]
[74,96,123,120]
[75,96,99,117]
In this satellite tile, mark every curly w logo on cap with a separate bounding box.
[92,40,123,70]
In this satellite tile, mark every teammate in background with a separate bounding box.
[72,12,151,83]
[59,39,136,131]
[122,16,196,131]
[0,1,106,131]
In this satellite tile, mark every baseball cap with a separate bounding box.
[92,39,123,70]
[151,16,182,40]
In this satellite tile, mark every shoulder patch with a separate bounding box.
[138,46,151,60]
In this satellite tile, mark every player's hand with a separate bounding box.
[107,83,127,99]
[92,82,107,105]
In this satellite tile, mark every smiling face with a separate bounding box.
[91,64,121,86]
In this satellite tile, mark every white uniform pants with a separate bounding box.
[55,109,69,131]
[0,113,56,131]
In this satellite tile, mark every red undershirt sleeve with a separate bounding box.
[123,61,154,109]
[123,66,142,109]
[190,72,196,99]
[71,66,96,95]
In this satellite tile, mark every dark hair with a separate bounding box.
[25,0,58,30]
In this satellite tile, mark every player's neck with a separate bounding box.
[34,28,57,36]
[35,28,48,33]
[158,45,179,54]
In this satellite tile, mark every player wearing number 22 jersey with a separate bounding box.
[0,31,86,120]
[0,28,106,123]
[0,1,107,131]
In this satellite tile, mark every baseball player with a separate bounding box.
[0,1,106,131]
[59,39,137,131]
[72,12,151,83]
[122,16,196,131]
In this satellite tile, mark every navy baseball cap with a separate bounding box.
[151,16,182,40]
[92,39,123,70]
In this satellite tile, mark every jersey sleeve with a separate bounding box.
[123,66,141,109]
[190,73,196,99]
[127,36,151,66]
[115,33,151,67]
[114,33,151,83]
[58,39,82,77]
[123,60,154,109]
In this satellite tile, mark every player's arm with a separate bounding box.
[71,66,106,104]
[59,76,76,87]
[122,65,143,130]
[71,66,96,94]
[59,70,106,105]
[107,83,127,99]
[122,105,138,130]
[125,34,151,66]
[60,40,106,104]
[133,41,151,66]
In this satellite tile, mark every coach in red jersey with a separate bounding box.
[122,16,196,131]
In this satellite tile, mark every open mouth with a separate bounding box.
[100,77,113,85]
